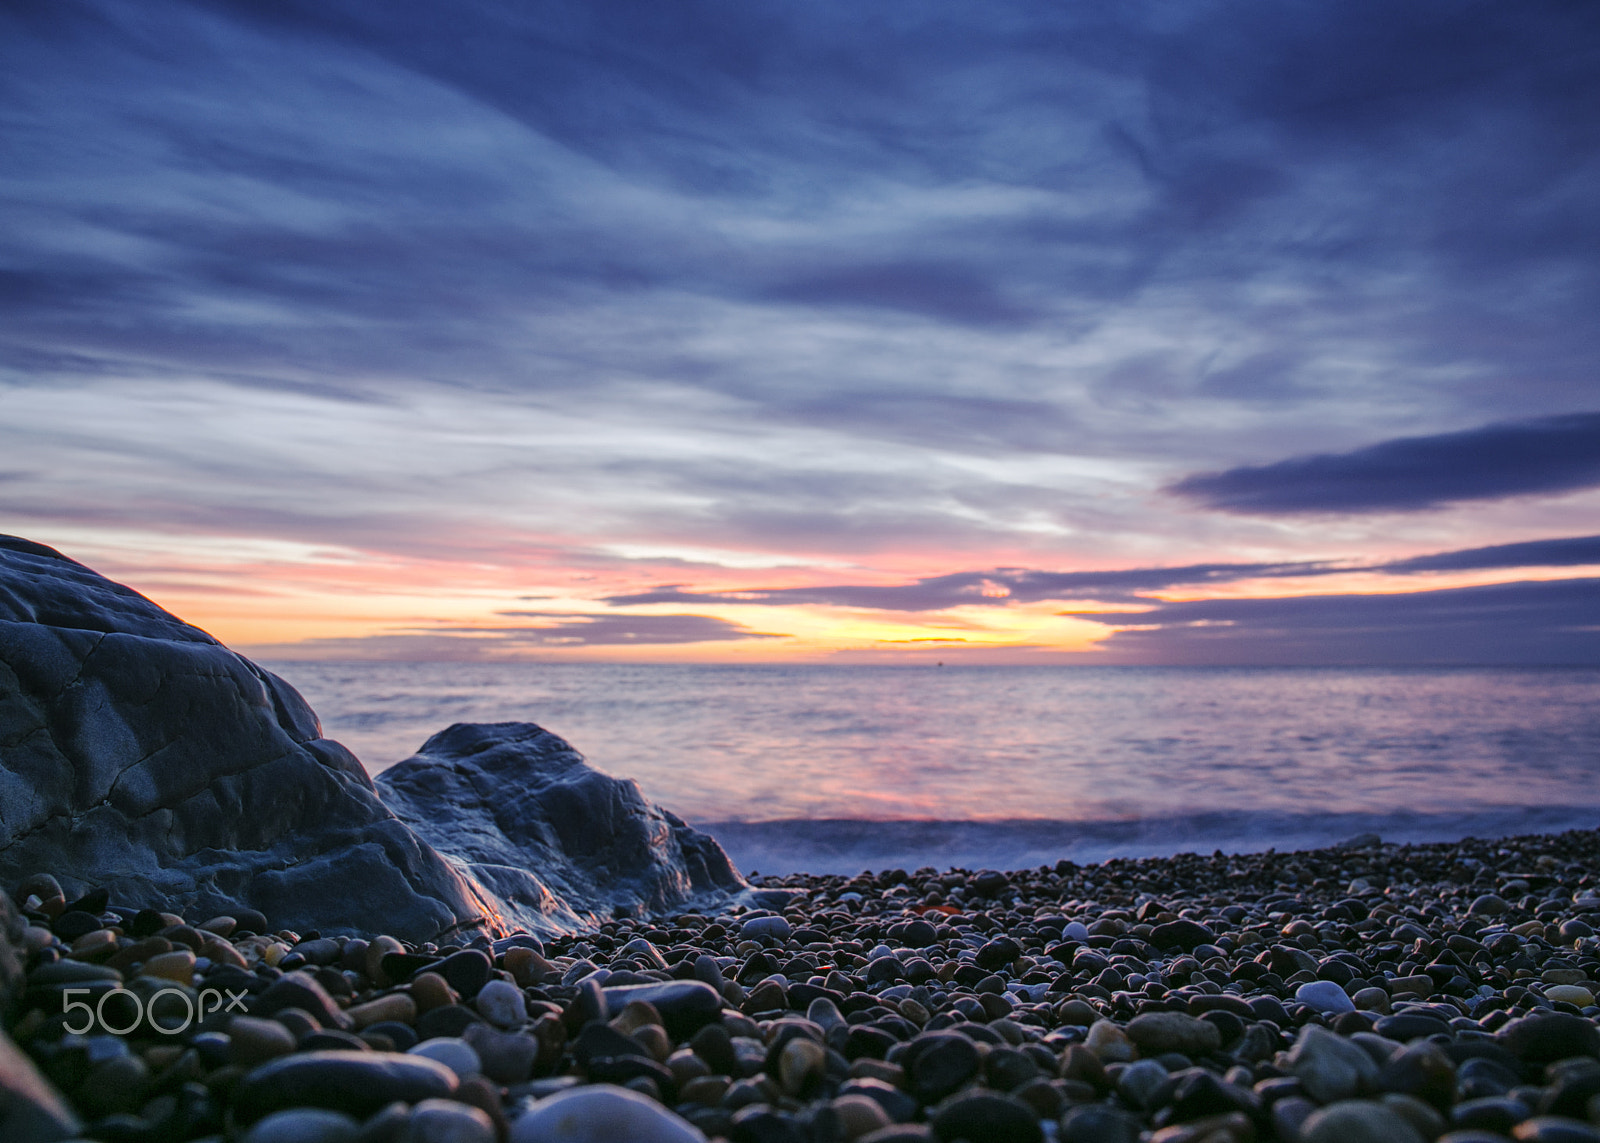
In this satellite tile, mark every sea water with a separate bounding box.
[262,662,1600,874]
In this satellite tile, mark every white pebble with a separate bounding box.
[1295,979,1357,1015]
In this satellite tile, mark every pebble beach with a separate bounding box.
[12,828,1600,1143]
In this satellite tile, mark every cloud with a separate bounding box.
[606,560,1337,611]
[483,612,784,645]
[1386,534,1600,573]
[1170,413,1600,514]
[764,262,1034,327]
[1074,578,1600,666]
[606,531,1600,612]
[248,611,786,660]
[2,0,1599,631]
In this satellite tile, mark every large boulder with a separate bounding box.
[0,536,502,941]
[377,722,745,932]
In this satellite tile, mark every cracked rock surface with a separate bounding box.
[379,722,745,933]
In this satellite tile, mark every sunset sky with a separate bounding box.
[2,0,1598,664]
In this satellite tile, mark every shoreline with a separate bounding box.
[8,825,1600,1140]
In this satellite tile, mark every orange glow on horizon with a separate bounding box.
[12,523,1598,664]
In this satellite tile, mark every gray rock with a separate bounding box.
[377,723,745,933]
[1287,1023,1379,1103]
[0,537,497,942]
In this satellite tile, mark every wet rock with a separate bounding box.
[377,723,745,933]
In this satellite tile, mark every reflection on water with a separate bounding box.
[263,663,1600,840]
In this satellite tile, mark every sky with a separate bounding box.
[2,0,1599,665]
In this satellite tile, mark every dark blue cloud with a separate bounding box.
[1386,534,1600,573]
[1170,413,1600,514]
[1075,579,1600,666]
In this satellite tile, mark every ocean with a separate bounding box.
[262,662,1600,875]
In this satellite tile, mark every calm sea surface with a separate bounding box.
[262,663,1600,874]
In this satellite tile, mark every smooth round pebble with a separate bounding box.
[739,915,793,941]
[475,979,528,1028]
[510,1083,706,1143]
[408,1037,482,1078]
[1296,979,1357,1015]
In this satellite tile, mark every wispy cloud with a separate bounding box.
[604,534,1600,611]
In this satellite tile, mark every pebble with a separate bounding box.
[438,950,494,998]
[1288,1024,1379,1103]
[509,1083,706,1142]
[1300,1099,1427,1143]
[406,1098,497,1143]
[240,1108,362,1143]
[408,1037,482,1078]
[1124,1011,1221,1056]
[233,1051,459,1123]
[18,826,1600,1143]
[231,1016,300,1066]
[348,992,418,1030]
[474,979,528,1027]
[907,1033,981,1102]
[1546,984,1596,1006]
[1084,1019,1137,1063]
[1295,979,1357,1015]
[738,915,793,941]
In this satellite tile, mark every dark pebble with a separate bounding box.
[930,1091,1042,1143]
[231,1050,458,1123]
[906,1033,982,1103]
[438,949,493,998]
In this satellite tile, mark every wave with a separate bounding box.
[695,805,1600,876]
